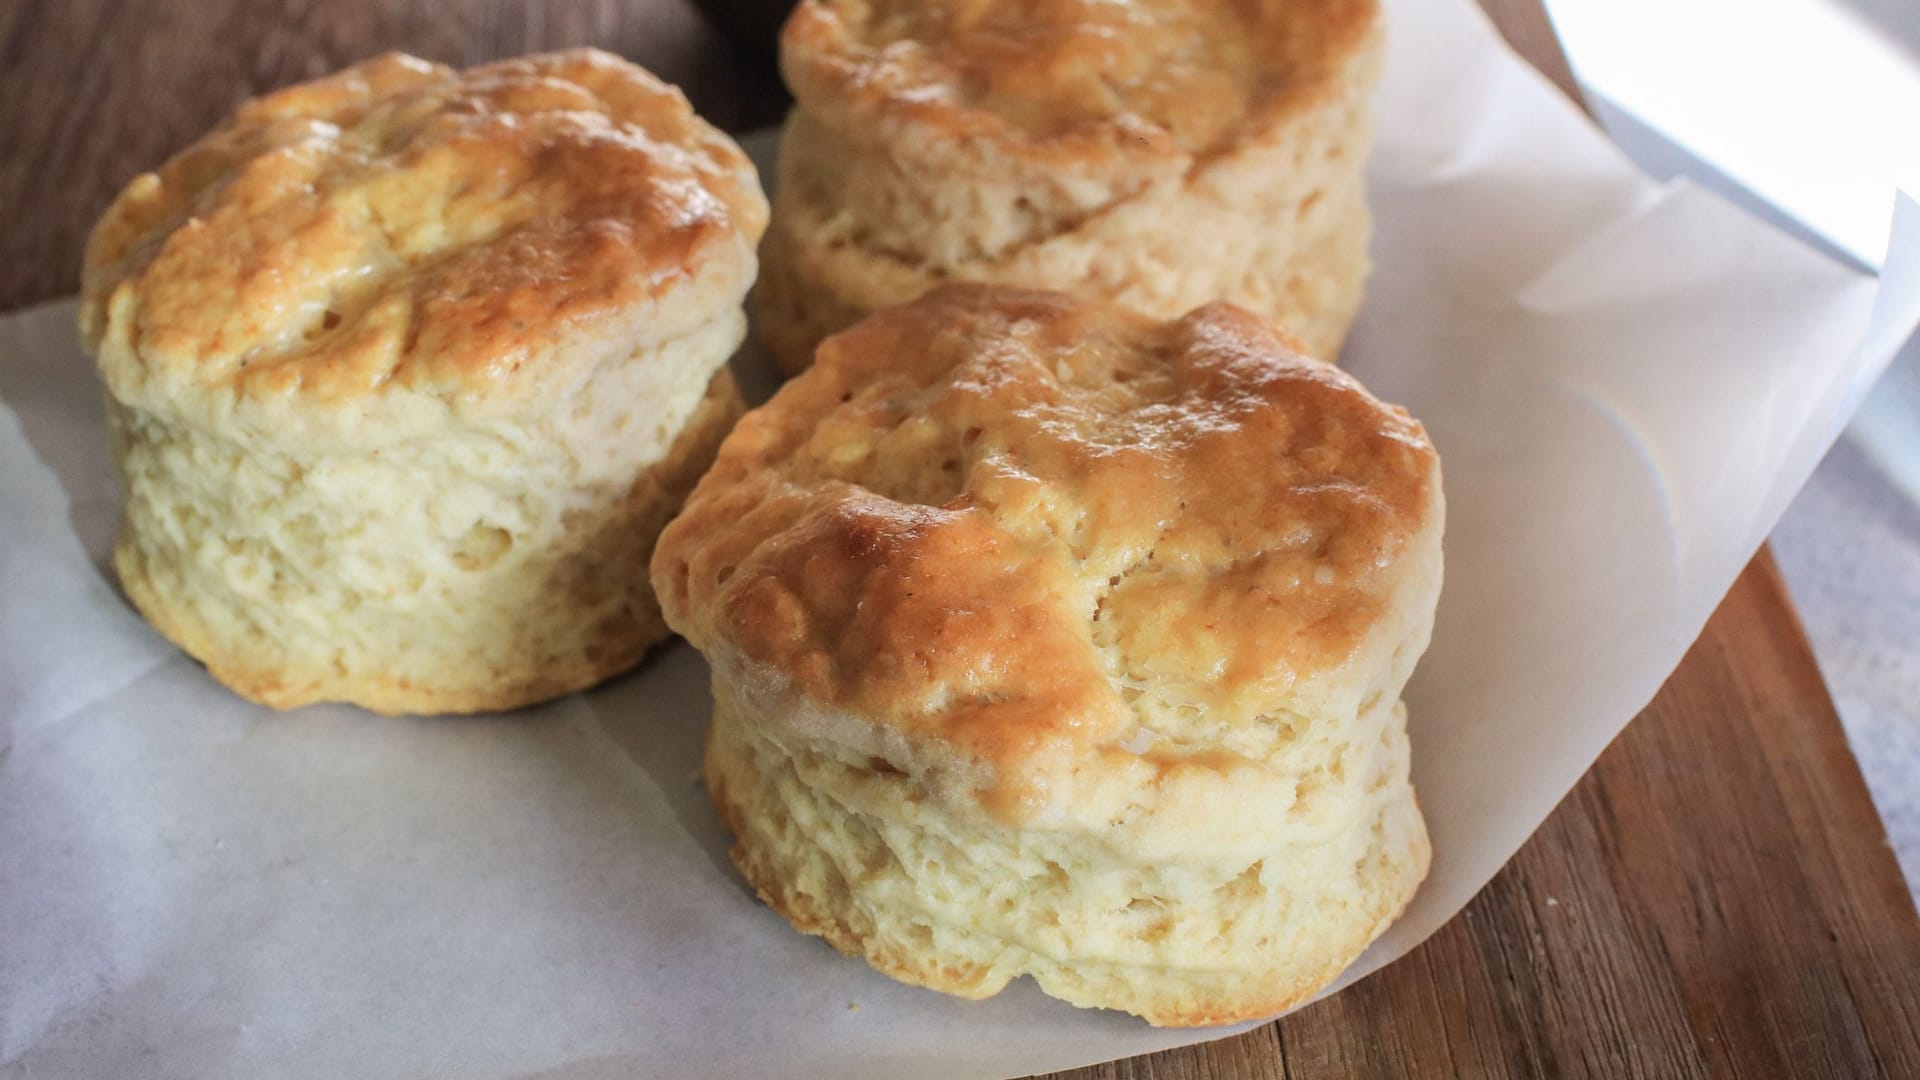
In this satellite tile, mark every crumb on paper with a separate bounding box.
[847,1002,859,1013]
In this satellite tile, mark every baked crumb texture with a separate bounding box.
[655,286,1443,1025]
[757,0,1383,374]
[81,49,768,713]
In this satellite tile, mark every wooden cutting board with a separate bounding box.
[2,2,1915,1076]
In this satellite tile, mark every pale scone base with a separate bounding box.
[113,367,745,716]
[753,179,1371,376]
[755,16,1380,375]
[704,676,1431,1027]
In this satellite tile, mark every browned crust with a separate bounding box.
[657,285,1438,819]
[781,0,1381,165]
[81,49,766,415]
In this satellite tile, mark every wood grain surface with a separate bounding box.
[3,1,1917,1077]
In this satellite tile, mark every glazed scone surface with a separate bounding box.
[785,0,1374,155]
[671,285,1432,820]
[82,49,768,713]
[82,49,766,442]
[656,286,1443,1023]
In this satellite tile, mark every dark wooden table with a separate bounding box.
[4,2,1917,1076]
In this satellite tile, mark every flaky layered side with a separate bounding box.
[756,0,1383,372]
[655,286,1444,1024]
[81,49,768,713]
[110,355,743,715]
[705,662,1430,1025]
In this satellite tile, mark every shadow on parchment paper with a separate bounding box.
[573,640,752,894]
[0,312,123,577]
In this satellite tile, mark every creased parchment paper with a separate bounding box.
[4,0,1918,1075]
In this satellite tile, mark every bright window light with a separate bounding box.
[1546,0,1920,267]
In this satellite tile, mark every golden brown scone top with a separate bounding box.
[783,0,1379,157]
[81,49,766,425]
[654,286,1440,823]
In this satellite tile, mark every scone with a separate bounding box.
[756,0,1383,374]
[79,49,769,715]
[653,285,1443,1025]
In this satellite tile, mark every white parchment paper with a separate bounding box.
[5,0,1919,1075]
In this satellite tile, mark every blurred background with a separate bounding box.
[1543,0,1920,896]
